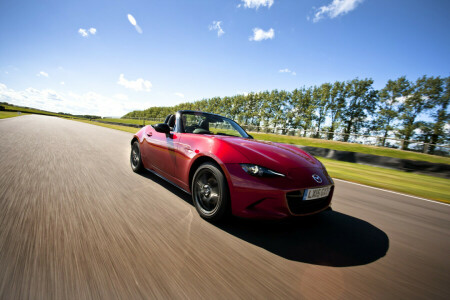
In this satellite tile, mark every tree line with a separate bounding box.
[123,76,449,153]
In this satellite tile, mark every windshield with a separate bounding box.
[180,112,249,138]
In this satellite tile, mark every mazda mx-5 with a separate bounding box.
[130,111,334,221]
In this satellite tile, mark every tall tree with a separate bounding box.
[314,83,332,136]
[259,91,272,128]
[289,87,317,136]
[249,92,264,126]
[340,78,378,142]
[398,76,434,149]
[220,96,233,118]
[428,77,449,153]
[327,81,347,140]
[373,76,411,146]
[415,121,434,144]
[230,94,246,123]
[270,90,290,132]
[286,89,303,131]
[205,97,222,115]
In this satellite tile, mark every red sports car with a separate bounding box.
[130,111,334,221]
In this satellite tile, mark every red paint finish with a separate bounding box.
[132,114,334,219]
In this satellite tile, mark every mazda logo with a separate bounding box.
[312,174,322,183]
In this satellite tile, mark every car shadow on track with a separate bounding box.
[217,212,389,267]
[138,171,389,267]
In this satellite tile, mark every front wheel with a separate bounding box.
[130,141,144,173]
[192,162,229,222]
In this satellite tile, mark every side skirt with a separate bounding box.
[145,168,191,195]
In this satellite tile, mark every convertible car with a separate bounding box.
[130,110,334,221]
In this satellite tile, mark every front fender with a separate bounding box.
[131,126,151,145]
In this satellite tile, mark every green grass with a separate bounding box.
[3,104,87,119]
[0,111,29,119]
[318,157,450,203]
[76,118,450,204]
[75,119,141,133]
[4,104,66,117]
[101,118,158,126]
[249,132,450,165]
[4,102,448,165]
[91,119,450,165]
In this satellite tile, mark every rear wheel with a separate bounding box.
[130,141,144,173]
[192,162,229,221]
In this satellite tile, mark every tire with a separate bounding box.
[130,141,144,173]
[192,162,229,221]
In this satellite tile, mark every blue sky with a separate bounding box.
[0,0,449,117]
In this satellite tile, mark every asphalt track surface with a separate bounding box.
[1,115,449,299]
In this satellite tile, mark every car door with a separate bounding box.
[142,126,179,179]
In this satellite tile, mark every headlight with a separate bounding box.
[240,164,285,177]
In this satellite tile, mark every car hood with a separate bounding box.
[217,137,322,173]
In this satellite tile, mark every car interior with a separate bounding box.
[163,114,176,131]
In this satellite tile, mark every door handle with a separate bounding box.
[146,132,152,137]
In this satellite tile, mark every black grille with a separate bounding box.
[286,188,332,215]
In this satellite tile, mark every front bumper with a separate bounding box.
[224,163,334,219]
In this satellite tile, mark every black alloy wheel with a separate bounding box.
[192,162,229,221]
[130,141,144,173]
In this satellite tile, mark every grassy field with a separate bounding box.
[75,118,450,204]
[2,104,86,119]
[318,157,450,203]
[0,111,29,119]
[101,118,159,126]
[4,102,448,165]
[96,118,449,165]
[76,119,140,133]
[250,132,450,165]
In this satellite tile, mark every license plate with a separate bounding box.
[303,186,331,201]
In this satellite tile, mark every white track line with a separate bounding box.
[333,178,450,207]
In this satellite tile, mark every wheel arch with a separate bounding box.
[188,155,230,193]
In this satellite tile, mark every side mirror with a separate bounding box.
[153,123,171,134]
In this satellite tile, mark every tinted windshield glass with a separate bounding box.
[181,112,249,138]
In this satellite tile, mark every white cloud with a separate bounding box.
[209,21,225,37]
[249,28,274,41]
[239,0,274,9]
[279,68,296,75]
[117,74,152,92]
[0,83,148,117]
[312,0,364,22]
[78,28,88,37]
[174,92,185,98]
[127,14,143,34]
[60,81,65,85]
[37,71,49,77]
[78,27,97,37]
[127,14,137,26]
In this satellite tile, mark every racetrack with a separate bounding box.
[1,115,449,299]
